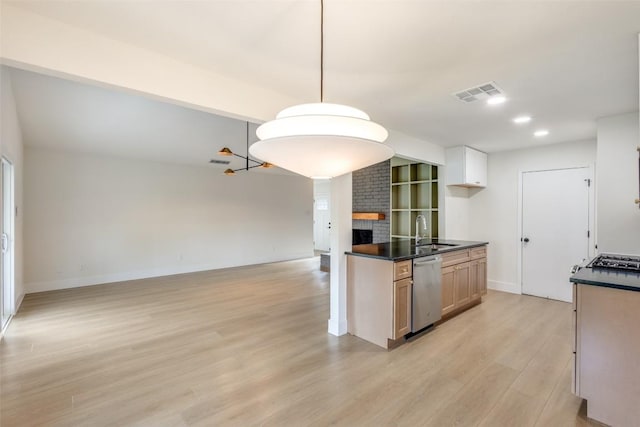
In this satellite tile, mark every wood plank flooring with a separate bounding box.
[0,257,601,426]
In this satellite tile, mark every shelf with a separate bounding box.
[391,161,439,240]
[391,165,410,184]
[392,185,410,210]
[352,212,385,220]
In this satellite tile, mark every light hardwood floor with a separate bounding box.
[1,257,600,426]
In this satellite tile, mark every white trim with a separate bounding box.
[327,318,348,336]
[328,173,351,337]
[517,171,524,295]
[15,291,24,312]
[488,280,521,295]
[25,253,313,293]
[0,292,21,338]
[1,157,15,330]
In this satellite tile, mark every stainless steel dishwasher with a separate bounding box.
[411,255,442,332]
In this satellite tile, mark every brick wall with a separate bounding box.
[352,160,390,243]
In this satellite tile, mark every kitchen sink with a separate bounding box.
[425,243,458,250]
[415,242,458,249]
[414,242,459,252]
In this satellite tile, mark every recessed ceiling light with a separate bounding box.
[534,130,549,137]
[513,116,531,124]
[486,96,506,105]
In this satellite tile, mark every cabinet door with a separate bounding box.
[393,278,412,339]
[469,260,480,300]
[441,265,456,316]
[469,258,487,300]
[454,262,471,307]
[465,147,487,187]
[478,258,487,295]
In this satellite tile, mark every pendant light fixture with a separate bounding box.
[249,0,394,179]
[214,122,274,176]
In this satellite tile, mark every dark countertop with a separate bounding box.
[345,238,488,261]
[570,267,640,292]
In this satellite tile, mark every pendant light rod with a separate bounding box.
[320,0,324,102]
[245,121,249,171]
[250,0,393,179]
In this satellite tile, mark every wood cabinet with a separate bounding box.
[441,246,487,317]
[470,258,487,299]
[445,146,487,188]
[441,265,456,316]
[454,262,471,306]
[347,255,413,349]
[393,278,412,338]
[572,283,640,426]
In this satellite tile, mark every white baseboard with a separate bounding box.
[25,251,314,294]
[1,292,24,339]
[488,279,521,295]
[15,291,24,313]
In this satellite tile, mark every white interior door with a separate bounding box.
[521,168,590,302]
[1,158,15,331]
[313,180,331,252]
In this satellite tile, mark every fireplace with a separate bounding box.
[320,229,373,273]
[353,229,373,245]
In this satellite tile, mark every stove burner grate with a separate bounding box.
[588,254,640,273]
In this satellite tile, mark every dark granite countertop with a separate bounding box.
[570,267,640,292]
[345,238,488,261]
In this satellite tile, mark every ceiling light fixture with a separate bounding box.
[486,96,507,105]
[215,122,274,176]
[513,116,532,124]
[534,130,549,137]
[249,0,393,179]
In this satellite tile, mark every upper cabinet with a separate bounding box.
[445,146,487,188]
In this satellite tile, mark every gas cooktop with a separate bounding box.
[587,254,640,273]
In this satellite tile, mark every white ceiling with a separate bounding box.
[4,0,640,155]
[8,67,291,174]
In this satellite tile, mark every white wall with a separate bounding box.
[466,140,597,294]
[596,112,640,254]
[444,186,470,240]
[0,67,25,309]
[24,147,313,292]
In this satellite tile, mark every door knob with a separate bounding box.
[522,237,530,243]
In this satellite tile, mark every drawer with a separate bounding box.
[572,283,577,310]
[394,260,412,281]
[470,246,487,260]
[441,249,470,267]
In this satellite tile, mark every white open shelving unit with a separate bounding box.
[391,158,439,241]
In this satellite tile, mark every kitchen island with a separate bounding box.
[346,238,487,261]
[570,256,640,427]
[346,239,488,349]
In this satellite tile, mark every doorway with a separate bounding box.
[1,157,15,332]
[313,180,331,252]
[521,167,592,303]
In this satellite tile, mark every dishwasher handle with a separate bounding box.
[414,256,441,267]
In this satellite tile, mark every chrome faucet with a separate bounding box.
[415,214,428,244]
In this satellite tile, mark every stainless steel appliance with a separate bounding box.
[586,253,640,272]
[412,255,442,332]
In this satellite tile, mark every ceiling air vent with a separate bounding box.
[209,159,231,165]
[453,81,504,103]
